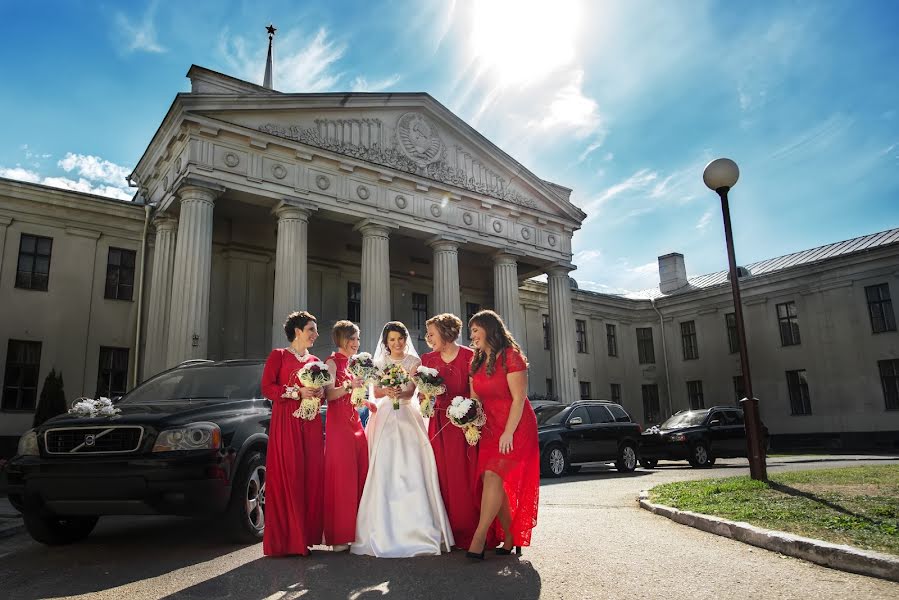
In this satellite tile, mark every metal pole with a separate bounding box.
[718,187,767,480]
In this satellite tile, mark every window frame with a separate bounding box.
[96,346,130,398]
[542,314,551,350]
[641,384,661,424]
[636,327,655,364]
[579,380,591,400]
[687,379,704,410]
[879,359,899,411]
[15,233,53,292]
[786,369,812,415]
[680,320,699,360]
[776,301,802,346]
[2,339,42,412]
[866,283,897,334]
[606,323,618,357]
[347,282,361,323]
[411,292,429,336]
[725,312,739,354]
[575,319,588,354]
[610,382,621,404]
[104,247,137,301]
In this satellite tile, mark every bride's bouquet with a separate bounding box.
[378,363,409,410]
[285,361,332,420]
[447,396,487,446]
[411,365,445,418]
[347,352,378,408]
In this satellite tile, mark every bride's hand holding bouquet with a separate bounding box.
[378,363,409,410]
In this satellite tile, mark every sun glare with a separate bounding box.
[470,0,581,87]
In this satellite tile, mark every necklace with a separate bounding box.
[287,346,309,362]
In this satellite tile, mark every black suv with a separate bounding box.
[7,359,269,545]
[535,401,642,477]
[639,406,767,468]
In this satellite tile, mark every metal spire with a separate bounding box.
[263,24,276,89]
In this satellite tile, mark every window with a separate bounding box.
[879,359,899,410]
[610,383,621,404]
[587,404,613,423]
[786,369,812,415]
[412,293,428,334]
[733,375,746,404]
[347,282,361,322]
[546,378,553,397]
[576,319,588,353]
[104,247,136,300]
[15,233,52,291]
[636,327,655,364]
[687,380,704,409]
[642,384,660,424]
[866,284,896,333]
[607,404,631,423]
[465,302,481,326]
[681,320,698,360]
[2,340,42,411]
[542,314,551,350]
[606,323,618,357]
[777,301,801,346]
[568,406,590,425]
[725,313,739,354]
[579,381,591,400]
[97,347,129,398]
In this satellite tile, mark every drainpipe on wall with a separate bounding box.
[650,298,673,419]
[132,204,152,389]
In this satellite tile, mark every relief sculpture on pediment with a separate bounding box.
[257,113,540,210]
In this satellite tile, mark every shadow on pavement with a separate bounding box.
[163,550,542,600]
[0,516,246,599]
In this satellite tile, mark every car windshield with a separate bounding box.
[119,364,264,404]
[660,411,708,429]
[535,405,568,426]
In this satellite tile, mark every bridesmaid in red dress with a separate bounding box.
[323,320,371,551]
[420,313,479,550]
[466,310,539,560]
[261,311,325,557]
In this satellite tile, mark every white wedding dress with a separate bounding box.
[351,334,454,558]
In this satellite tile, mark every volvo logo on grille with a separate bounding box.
[84,434,96,447]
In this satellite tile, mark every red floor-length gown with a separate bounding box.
[323,352,369,546]
[421,345,481,549]
[261,348,324,556]
[471,347,540,547]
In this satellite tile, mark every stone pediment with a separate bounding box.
[187,99,582,224]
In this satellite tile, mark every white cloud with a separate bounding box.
[579,169,658,218]
[114,2,166,54]
[574,249,602,265]
[696,209,715,231]
[351,74,401,93]
[529,70,601,139]
[41,177,133,201]
[58,153,131,187]
[0,166,41,183]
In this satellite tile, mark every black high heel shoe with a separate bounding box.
[466,549,486,561]
[495,545,523,556]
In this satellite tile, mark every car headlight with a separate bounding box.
[152,422,221,452]
[17,429,39,456]
[667,433,686,442]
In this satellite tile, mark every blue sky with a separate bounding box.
[1,0,898,294]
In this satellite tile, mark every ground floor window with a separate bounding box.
[2,339,42,411]
[687,380,704,409]
[787,369,812,415]
[579,381,591,400]
[97,347,129,398]
[642,384,660,424]
[879,359,899,410]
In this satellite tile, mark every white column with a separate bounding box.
[143,216,178,377]
[493,252,524,344]
[355,220,392,348]
[428,237,461,317]
[165,183,220,367]
[271,203,311,346]
[547,265,579,404]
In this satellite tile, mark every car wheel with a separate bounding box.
[615,443,638,473]
[639,458,658,469]
[541,445,568,478]
[226,450,266,544]
[688,442,712,468]
[22,511,98,545]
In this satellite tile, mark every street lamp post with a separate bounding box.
[703,158,768,481]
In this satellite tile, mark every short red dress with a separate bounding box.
[421,345,480,549]
[323,352,369,546]
[261,348,324,556]
[471,347,539,547]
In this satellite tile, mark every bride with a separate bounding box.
[351,321,454,557]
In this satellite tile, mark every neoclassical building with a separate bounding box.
[1,64,897,452]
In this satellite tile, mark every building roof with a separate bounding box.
[622,227,899,300]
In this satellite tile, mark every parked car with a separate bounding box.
[536,401,642,477]
[639,406,768,468]
[6,359,269,545]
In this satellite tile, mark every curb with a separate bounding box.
[638,490,899,583]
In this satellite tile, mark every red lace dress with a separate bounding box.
[421,345,480,549]
[471,347,539,547]
[261,348,324,556]
[323,352,369,546]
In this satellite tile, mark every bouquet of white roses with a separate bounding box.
[347,352,378,408]
[411,365,445,418]
[286,361,332,420]
[378,363,409,410]
[447,396,487,446]
[68,397,121,418]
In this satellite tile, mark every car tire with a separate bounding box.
[615,442,638,473]
[226,450,267,544]
[688,442,712,468]
[639,458,658,469]
[541,444,568,478]
[22,511,98,545]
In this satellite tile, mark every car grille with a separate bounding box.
[44,426,145,455]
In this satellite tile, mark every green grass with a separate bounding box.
[650,465,899,556]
